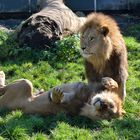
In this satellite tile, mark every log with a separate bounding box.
[17,0,86,49]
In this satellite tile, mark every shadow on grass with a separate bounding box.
[0,109,102,133]
[0,108,140,139]
[112,118,140,139]
[0,109,107,138]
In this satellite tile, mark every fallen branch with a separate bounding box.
[17,0,86,49]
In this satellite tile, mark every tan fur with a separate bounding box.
[80,13,124,49]
[0,77,124,120]
[80,13,128,100]
[80,91,124,120]
[80,26,113,73]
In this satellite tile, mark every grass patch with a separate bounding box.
[0,24,140,139]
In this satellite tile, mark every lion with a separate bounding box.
[0,71,125,120]
[80,13,128,101]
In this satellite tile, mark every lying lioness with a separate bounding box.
[0,71,125,120]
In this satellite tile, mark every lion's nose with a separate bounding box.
[81,46,86,50]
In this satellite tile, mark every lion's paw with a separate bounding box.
[101,77,118,90]
[51,88,64,104]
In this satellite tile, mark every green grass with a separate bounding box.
[0,24,140,140]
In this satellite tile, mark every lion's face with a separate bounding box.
[80,26,113,61]
[80,91,125,120]
[90,92,119,119]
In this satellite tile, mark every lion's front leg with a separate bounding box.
[101,77,126,101]
[118,80,126,101]
[50,83,82,104]
[50,87,76,104]
[88,77,118,93]
[101,77,118,91]
[51,88,64,104]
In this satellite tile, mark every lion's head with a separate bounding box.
[80,13,124,71]
[80,91,125,120]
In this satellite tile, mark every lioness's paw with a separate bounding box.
[51,88,64,104]
[101,77,118,90]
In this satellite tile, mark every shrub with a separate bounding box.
[47,35,81,63]
[0,31,81,63]
[0,31,15,60]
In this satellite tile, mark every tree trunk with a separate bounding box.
[17,0,86,49]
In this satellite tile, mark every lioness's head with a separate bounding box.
[80,13,121,61]
[80,91,125,120]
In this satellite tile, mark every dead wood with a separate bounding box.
[17,0,86,49]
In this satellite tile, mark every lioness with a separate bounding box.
[0,71,125,120]
[80,13,128,101]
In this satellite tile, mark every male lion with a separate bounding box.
[0,71,125,120]
[80,13,128,101]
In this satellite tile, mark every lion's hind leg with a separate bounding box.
[0,79,33,109]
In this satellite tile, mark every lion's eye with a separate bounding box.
[89,36,95,41]
[109,103,114,109]
[81,35,84,39]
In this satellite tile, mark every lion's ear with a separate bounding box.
[121,109,126,115]
[118,109,126,118]
[100,26,109,36]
